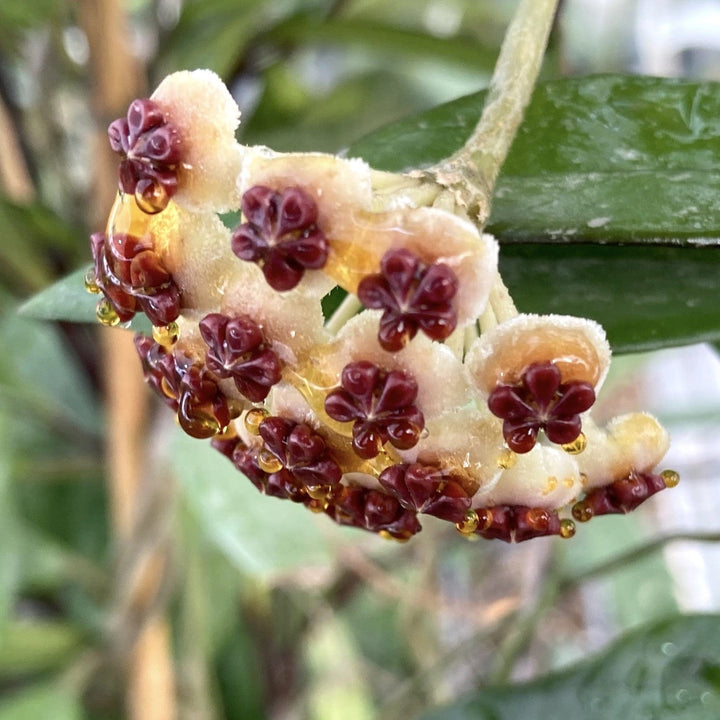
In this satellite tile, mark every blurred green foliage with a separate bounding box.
[2,1,720,718]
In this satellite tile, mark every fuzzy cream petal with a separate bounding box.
[152,69,244,212]
[578,413,670,490]
[466,313,611,394]
[475,444,582,510]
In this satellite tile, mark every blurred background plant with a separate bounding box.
[2,0,720,718]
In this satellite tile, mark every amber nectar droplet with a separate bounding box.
[560,518,576,539]
[244,408,269,436]
[497,447,517,470]
[379,530,410,543]
[181,411,222,439]
[84,268,101,294]
[305,484,330,501]
[257,448,283,474]
[152,322,180,347]
[562,432,587,455]
[96,298,120,327]
[572,500,593,523]
[135,182,169,215]
[456,509,479,535]
[661,469,680,488]
[215,423,237,441]
[160,377,177,400]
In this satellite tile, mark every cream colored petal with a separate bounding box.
[227,417,260,450]
[475,444,582,510]
[578,413,670,491]
[266,382,319,428]
[159,206,242,312]
[329,311,471,418]
[335,209,497,326]
[240,149,373,236]
[341,472,381,490]
[398,406,505,497]
[466,313,611,394]
[240,151,496,323]
[238,150,372,297]
[152,69,244,212]
[221,263,331,367]
[282,312,470,454]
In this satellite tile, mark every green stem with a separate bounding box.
[430,0,559,224]
[560,531,720,591]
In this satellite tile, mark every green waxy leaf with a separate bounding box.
[18,267,96,324]
[19,266,152,335]
[350,75,720,352]
[417,614,720,720]
[23,76,720,351]
[0,311,101,436]
[501,244,720,353]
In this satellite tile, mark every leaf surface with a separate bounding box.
[417,614,720,720]
[24,76,720,351]
[350,75,720,351]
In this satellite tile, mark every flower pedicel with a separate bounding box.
[88,70,677,544]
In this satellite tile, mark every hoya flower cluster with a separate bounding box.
[87,70,677,544]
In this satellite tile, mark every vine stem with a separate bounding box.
[325,293,362,334]
[430,0,559,226]
[561,531,720,591]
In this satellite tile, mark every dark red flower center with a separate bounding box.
[357,248,458,351]
[466,505,565,543]
[231,185,329,291]
[326,484,421,540]
[199,313,281,403]
[90,231,181,326]
[487,362,595,453]
[258,416,342,491]
[573,471,669,521]
[134,336,229,439]
[324,360,425,459]
[379,463,470,523]
[108,98,182,213]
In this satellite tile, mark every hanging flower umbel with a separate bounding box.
[86,69,676,544]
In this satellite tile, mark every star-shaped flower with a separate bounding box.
[327,485,421,539]
[108,98,182,213]
[470,505,564,543]
[378,463,471,523]
[573,471,669,521]
[324,361,425,459]
[91,231,181,326]
[134,335,181,410]
[199,313,281,402]
[134,337,229,439]
[231,185,329,291]
[487,361,595,453]
[259,416,342,490]
[357,248,458,351]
